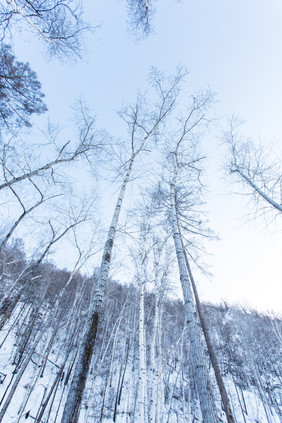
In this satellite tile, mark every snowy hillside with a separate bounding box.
[0,242,281,422]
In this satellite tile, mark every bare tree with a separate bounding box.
[151,90,220,422]
[0,104,104,191]
[182,240,236,423]
[165,104,235,421]
[126,0,154,37]
[0,0,88,58]
[169,160,218,423]
[38,225,100,378]
[130,219,154,423]
[149,235,171,423]
[0,178,60,252]
[0,206,90,332]
[61,69,185,423]
[225,118,282,219]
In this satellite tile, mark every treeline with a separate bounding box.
[0,240,281,422]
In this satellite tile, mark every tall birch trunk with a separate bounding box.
[150,299,163,423]
[61,158,135,423]
[230,159,282,214]
[39,267,86,377]
[149,288,160,423]
[149,247,165,423]
[61,71,184,422]
[156,324,164,423]
[137,277,148,423]
[169,173,218,423]
[181,239,236,423]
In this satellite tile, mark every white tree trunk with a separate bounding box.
[61,70,183,422]
[149,255,164,423]
[232,167,282,213]
[61,157,135,423]
[149,299,159,423]
[151,302,164,423]
[169,173,218,423]
[156,325,164,423]
[137,277,148,423]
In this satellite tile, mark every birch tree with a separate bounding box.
[0,178,60,252]
[149,237,171,423]
[128,197,171,423]
[0,105,103,192]
[169,164,218,423]
[182,241,236,423]
[38,228,100,378]
[225,118,282,220]
[0,209,90,331]
[137,251,148,423]
[61,69,184,423]
[0,0,88,58]
[131,219,155,423]
[127,0,153,36]
[153,90,219,422]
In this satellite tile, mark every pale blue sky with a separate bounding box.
[11,0,282,313]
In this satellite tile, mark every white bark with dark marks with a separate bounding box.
[169,169,218,423]
[61,70,185,422]
[61,157,136,423]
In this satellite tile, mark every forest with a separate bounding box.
[0,0,281,422]
[0,240,281,422]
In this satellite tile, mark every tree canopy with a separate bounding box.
[0,43,47,130]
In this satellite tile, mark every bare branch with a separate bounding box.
[224,118,282,218]
[0,0,91,58]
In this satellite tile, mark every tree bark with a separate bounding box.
[61,157,134,423]
[137,277,148,423]
[169,175,218,423]
[61,71,183,421]
[232,167,282,213]
[181,239,236,423]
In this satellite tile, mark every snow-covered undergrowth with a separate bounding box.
[0,244,281,422]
